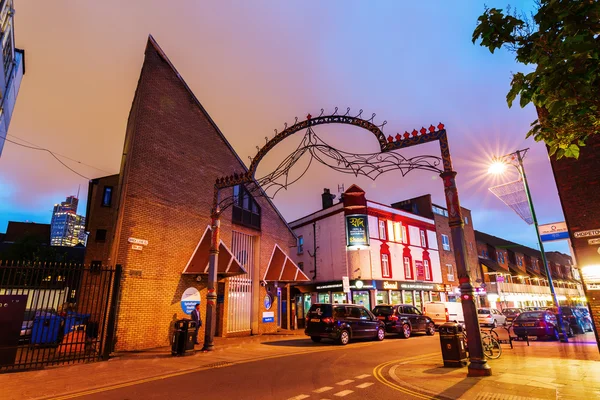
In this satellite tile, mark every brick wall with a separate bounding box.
[85,174,120,265]
[550,134,600,340]
[87,37,295,351]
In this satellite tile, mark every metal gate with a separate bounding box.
[228,232,254,333]
[0,261,120,372]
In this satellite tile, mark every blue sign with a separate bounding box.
[264,293,273,310]
[541,231,570,242]
[181,287,201,314]
[262,317,275,323]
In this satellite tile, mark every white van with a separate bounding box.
[423,301,465,327]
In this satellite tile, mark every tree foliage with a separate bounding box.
[473,1,600,159]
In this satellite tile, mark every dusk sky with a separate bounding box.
[0,0,571,254]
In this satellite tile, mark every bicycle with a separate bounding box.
[462,329,502,360]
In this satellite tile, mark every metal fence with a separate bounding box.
[0,261,121,372]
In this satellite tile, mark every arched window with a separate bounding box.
[380,242,392,278]
[403,246,413,280]
[422,250,433,282]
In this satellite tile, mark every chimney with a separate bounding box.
[321,188,336,209]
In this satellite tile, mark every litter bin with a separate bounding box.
[64,313,91,334]
[439,322,467,368]
[171,319,198,356]
[31,315,64,345]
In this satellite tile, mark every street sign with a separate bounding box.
[538,222,569,242]
[588,238,600,245]
[131,244,143,251]
[180,287,201,314]
[573,229,600,239]
[128,237,149,246]
[262,311,275,323]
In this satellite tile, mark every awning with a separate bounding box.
[182,226,247,277]
[479,257,508,273]
[264,244,311,282]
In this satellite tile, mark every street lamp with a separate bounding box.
[489,148,569,342]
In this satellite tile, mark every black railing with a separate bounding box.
[0,261,118,372]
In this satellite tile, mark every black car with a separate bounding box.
[501,307,523,324]
[548,306,593,334]
[575,307,594,333]
[305,303,385,345]
[372,304,435,339]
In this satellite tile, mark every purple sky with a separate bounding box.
[0,0,571,254]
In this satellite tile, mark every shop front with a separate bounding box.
[373,281,446,312]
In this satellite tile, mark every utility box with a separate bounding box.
[171,319,197,356]
[439,322,467,368]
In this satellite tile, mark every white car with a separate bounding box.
[477,308,506,328]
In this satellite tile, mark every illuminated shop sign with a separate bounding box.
[399,282,435,290]
[346,214,370,247]
[383,281,398,290]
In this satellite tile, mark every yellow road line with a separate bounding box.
[46,341,377,399]
[372,354,441,400]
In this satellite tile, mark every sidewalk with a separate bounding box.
[385,333,600,400]
[0,330,311,400]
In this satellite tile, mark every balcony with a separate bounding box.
[488,281,582,300]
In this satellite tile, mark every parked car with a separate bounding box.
[372,304,436,338]
[575,307,594,332]
[423,302,465,327]
[547,306,593,334]
[305,303,385,345]
[477,308,507,328]
[501,308,523,324]
[512,310,573,340]
[524,306,545,311]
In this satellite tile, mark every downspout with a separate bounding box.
[312,222,317,279]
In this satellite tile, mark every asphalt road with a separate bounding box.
[79,333,442,400]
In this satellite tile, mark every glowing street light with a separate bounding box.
[488,148,569,342]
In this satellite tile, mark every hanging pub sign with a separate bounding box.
[346,214,369,247]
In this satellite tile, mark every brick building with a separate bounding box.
[291,185,445,327]
[392,195,483,303]
[475,231,584,310]
[549,134,600,342]
[84,36,305,351]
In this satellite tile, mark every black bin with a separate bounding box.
[171,319,197,356]
[439,322,467,368]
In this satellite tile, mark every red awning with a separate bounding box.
[182,226,247,277]
[263,244,310,282]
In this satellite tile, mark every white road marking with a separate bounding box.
[336,379,354,385]
[356,382,374,389]
[334,390,354,397]
[355,374,371,379]
[286,395,309,400]
[313,386,333,393]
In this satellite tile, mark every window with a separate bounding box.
[232,185,261,230]
[464,216,469,225]
[401,225,407,244]
[424,259,431,281]
[404,257,412,279]
[420,230,427,248]
[446,264,455,281]
[297,236,304,254]
[441,234,450,251]
[3,31,13,76]
[298,262,304,271]
[95,229,107,242]
[102,186,113,207]
[387,220,395,242]
[518,257,523,267]
[393,223,402,243]
[381,254,391,278]
[378,220,387,240]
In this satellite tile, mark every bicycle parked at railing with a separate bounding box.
[462,328,502,359]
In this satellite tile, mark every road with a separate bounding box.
[77,333,441,400]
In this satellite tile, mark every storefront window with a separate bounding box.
[318,293,331,303]
[303,294,311,315]
[376,291,389,305]
[414,291,422,311]
[332,292,347,304]
[431,292,441,302]
[403,290,413,306]
[353,291,371,309]
[391,291,401,304]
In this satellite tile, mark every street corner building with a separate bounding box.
[84,36,307,352]
[289,185,460,325]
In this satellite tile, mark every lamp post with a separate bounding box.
[489,148,569,342]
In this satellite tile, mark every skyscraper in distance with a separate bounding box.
[50,196,87,247]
